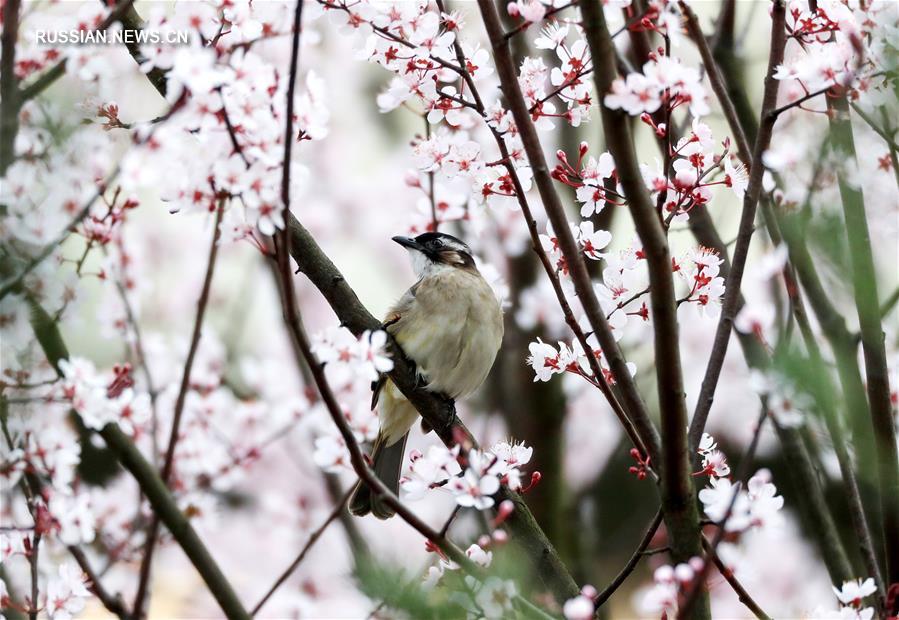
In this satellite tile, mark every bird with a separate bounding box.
[349,232,504,519]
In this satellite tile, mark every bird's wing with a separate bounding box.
[370,281,421,410]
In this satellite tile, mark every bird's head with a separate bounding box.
[392,232,476,278]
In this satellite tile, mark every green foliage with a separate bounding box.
[353,554,468,619]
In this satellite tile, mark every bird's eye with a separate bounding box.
[432,239,444,248]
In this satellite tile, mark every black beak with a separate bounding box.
[392,236,422,251]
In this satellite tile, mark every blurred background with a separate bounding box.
[1,0,897,618]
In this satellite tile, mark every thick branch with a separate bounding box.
[0,0,20,175]
[475,0,661,466]
[17,0,165,103]
[579,5,706,617]
[829,94,899,590]
[26,316,250,619]
[98,425,250,619]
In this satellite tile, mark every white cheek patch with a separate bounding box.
[408,248,431,279]
[407,248,452,279]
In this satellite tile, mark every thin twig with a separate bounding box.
[132,200,225,616]
[688,0,787,459]
[439,505,463,539]
[767,85,834,120]
[502,1,578,39]
[678,406,769,619]
[28,531,40,620]
[593,509,663,608]
[68,546,132,620]
[881,286,899,318]
[680,2,751,163]
[251,486,353,615]
[848,102,899,151]
[424,116,438,230]
[0,170,119,302]
[106,248,160,461]
[703,541,771,620]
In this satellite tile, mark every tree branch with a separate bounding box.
[98,424,250,619]
[681,6,859,587]
[703,541,771,620]
[132,200,225,616]
[475,0,662,466]
[689,0,787,460]
[67,546,132,620]
[828,93,899,593]
[22,320,250,619]
[579,4,706,617]
[593,509,662,608]
[679,407,768,619]
[0,0,21,175]
[17,0,164,104]
[251,486,353,615]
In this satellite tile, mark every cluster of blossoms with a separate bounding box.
[58,358,151,436]
[30,563,91,620]
[605,53,709,118]
[819,578,879,620]
[518,25,593,128]
[763,0,897,207]
[642,121,748,219]
[750,370,811,428]
[116,3,328,238]
[695,434,784,533]
[526,335,637,387]
[541,219,613,269]
[637,434,784,616]
[401,440,534,510]
[637,558,706,618]
[775,0,891,95]
[526,239,728,385]
[323,0,535,222]
[674,245,726,319]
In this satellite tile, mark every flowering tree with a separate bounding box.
[1,0,897,618]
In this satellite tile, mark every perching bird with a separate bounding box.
[349,232,504,519]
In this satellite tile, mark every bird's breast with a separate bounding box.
[392,269,503,399]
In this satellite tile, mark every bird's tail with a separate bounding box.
[348,431,409,519]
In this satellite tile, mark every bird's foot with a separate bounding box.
[439,395,457,436]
